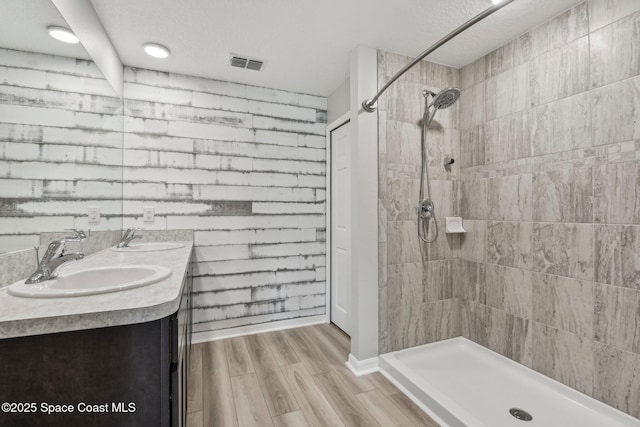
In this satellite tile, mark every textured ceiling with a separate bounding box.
[0,0,91,60]
[1,0,585,97]
[90,0,583,96]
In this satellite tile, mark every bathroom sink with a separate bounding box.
[7,265,172,298]
[110,242,185,252]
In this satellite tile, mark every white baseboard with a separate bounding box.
[191,315,326,344]
[345,353,379,376]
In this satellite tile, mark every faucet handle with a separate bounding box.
[117,227,144,248]
[40,240,66,266]
[34,246,40,267]
[123,227,142,239]
[64,228,87,241]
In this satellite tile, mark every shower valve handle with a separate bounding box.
[419,199,435,220]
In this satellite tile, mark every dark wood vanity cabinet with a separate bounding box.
[172,252,194,427]
[0,255,193,427]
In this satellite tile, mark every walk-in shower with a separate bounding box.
[418,87,459,243]
[359,0,515,242]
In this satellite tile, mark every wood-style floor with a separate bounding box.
[186,324,440,427]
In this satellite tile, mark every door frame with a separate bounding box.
[325,112,351,327]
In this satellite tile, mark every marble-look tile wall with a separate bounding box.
[121,68,327,333]
[457,0,640,418]
[378,51,461,353]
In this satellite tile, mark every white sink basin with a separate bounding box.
[7,265,172,298]
[110,242,185,252]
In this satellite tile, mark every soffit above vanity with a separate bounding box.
[0,0,91,60]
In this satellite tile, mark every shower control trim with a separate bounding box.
[419,199,435,219]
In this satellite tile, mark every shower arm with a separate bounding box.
[362,0,518,113]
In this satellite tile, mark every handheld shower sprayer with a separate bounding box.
[418,88,460,243]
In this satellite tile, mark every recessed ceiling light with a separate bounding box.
[492,0,503,4]
[47,26,79,44]
[143,43,170,59]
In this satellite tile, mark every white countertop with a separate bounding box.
[0,241,193,339]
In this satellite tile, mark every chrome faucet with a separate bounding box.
[117,228,143,248]
[26,229,86,284]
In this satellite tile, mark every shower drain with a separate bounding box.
[509,408,533,421]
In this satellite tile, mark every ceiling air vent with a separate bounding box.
[229,54,265,71]
[230,56,248,68]
[246,59,263,71]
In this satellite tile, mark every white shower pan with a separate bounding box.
[379,337,640,427]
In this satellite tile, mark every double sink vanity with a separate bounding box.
[0,230,194,427]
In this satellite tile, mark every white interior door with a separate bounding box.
[330,120,351,335]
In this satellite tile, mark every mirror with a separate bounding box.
[0,0,124,254]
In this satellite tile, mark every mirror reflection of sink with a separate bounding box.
[7,265,172,298]
[110,242,185,252]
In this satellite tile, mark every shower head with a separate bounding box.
[421,87,460,127]
[430,87,460,109]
